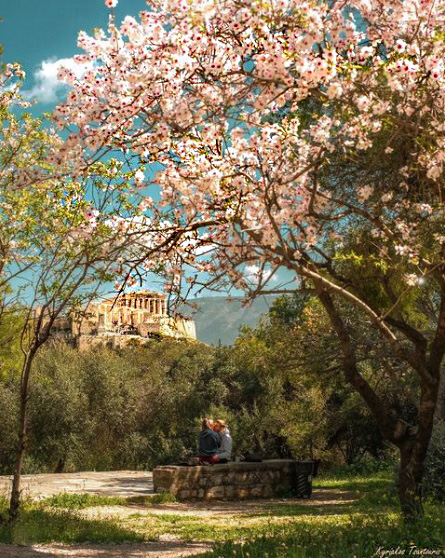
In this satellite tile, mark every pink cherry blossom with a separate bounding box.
[51,0,445,308]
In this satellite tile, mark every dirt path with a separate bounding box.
[0,471,154,500]
[0,471,354,511]
[0,472,356,557]
[0,542,210,558]
[76,487,356,520]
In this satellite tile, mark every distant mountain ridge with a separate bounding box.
[188,295,279,345]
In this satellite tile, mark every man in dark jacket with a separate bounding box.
[198,418,221,464]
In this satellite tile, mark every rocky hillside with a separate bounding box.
[188,295,278,345]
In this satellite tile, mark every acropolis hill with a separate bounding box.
[52,291,196,350]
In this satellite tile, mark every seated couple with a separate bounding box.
[198,418,232,464]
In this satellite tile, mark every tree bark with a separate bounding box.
[398,441,424,521]
[9,350,35,523]
[318,291,399,442]
[434,366,445,421]
[318,289,442,522]
[397,375,441,521]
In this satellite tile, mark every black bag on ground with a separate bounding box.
[244,453,263,462]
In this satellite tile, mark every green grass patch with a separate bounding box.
[198,509,445,558]
[0,505,144,544]
[126,492,177,505]
[43,492,126,509]
[313,469,394,491]
[123,512,277,543]
[313,470,399,513]
[322,459,397,479]
[42,491,177,509]
[0,469,444,556]
[0,491,180,544]
[197,470,445,558]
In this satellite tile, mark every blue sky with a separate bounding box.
[2,1,172,297]
[1,0,287,299]
[1,0,145,107]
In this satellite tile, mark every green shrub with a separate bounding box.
[0,381,18,474]
[424,420,445,501]
[0,331,397,474]
[325,458,397,479]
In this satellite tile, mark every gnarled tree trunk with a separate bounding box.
[9,350,35,523]
[398,441,424,521]
[318,289,442,522]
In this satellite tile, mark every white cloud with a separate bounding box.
[245,264,260,276]
[24,57,93,104]
[244,264,278,285]
[195,243,216,256]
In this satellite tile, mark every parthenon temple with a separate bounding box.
[51,291,196,350]
[93,291,169,331]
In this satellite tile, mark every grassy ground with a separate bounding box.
[201,472,445,558]
[0,470,444,557]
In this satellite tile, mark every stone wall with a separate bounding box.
[153,460,311,501]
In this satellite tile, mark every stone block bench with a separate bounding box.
[153,459,314,501]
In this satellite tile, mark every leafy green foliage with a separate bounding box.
[0,306,24,380]
[228,295,398,464]
[0,339,226,473]
[0,292,402,474]
[0,379,18,473]
[424,420,445,502]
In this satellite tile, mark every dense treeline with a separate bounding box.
[0,295,396,474]
[1,295,443,503]
[0,338,385,473]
